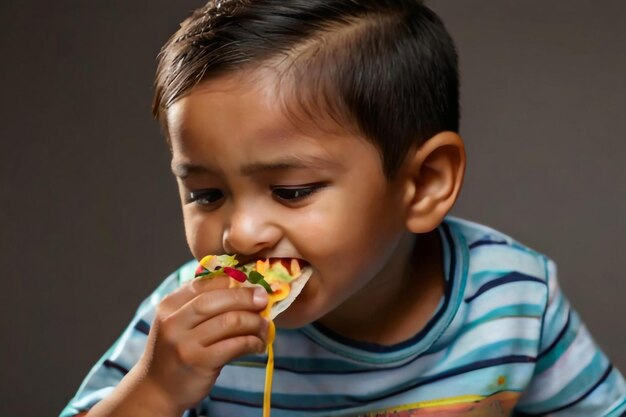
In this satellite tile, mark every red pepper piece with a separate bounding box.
[195,264,207,277]
[223,267,247,283]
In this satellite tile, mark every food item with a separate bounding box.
[194,254,312,319]
[193,254,313,417]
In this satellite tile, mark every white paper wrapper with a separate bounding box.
[267,267,312,319]
[231,266,312,319]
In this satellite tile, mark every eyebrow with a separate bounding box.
[171,155,337,178]
[171,163,209,178]
[239,156,337,176]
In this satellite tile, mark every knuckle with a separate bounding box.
[245,336,265,354]
[174,342,188,363]
[174,342,195,366]
[159,314,175,334]
[155,306,170,326]
[219,311,243,332]
[190,278,209,294]
[236,288,255,305]
[156,297,172,318]
[161,290,177,304]
[191,293,212,315]
[229,289,247,306]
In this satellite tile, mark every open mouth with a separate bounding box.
[265,258,310,276]
[256,257,309,278]
[195,255,310,278]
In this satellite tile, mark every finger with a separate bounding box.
[178,286,268,329]
[190,310,270,347]
[162,332,266,379]
[196,335,267,367]
[159,275,231,316]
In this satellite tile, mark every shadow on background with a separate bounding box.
[1,1,624,415]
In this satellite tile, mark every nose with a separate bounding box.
[222,203,282,256]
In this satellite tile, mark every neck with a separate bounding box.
[317,230,445,346]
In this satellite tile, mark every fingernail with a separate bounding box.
[253,287,268,306]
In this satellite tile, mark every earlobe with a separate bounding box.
[403,132,466,233]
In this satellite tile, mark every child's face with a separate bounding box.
[167,73,412,328]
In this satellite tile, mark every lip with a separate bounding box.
[235,256,309,269]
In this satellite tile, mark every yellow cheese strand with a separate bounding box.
[263,321,276,417]
[260,285,289,417]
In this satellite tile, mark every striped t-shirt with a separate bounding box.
[61,217,626,416]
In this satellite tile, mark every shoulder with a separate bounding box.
[445,216,551,281]
[443,216,554,313]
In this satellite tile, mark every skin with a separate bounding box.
[87,72,466,416]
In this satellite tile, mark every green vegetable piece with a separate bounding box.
[248,270,264,283]
[248,270,274,293]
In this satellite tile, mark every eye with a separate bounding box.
[186,189,224,206]
[271,183,326,202]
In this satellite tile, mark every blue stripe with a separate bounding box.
[231,356,379,374]
[537,309,571,359]
[211,355,536,411]
[465,272,546,303]
[444,338,538,371]
[103,359,129,375]
[518,364,614,416]
[469,239,508,250]
[534,311,580,376]
[134,319,150,335]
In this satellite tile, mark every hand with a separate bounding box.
[137,275,270,412]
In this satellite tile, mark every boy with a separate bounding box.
[61,0,626,416]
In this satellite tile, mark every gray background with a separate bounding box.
[1,1,624,415]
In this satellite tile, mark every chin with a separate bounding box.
[273,300,321,329]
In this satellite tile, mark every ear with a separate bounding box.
[401,131,466,233]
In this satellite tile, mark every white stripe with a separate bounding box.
[518,324,596,404]
[218,348,448,396]
[465,280,545,322]
[432,316,540,370]
[468,245,545,279]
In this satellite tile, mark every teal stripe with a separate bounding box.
[594,370,626,417]
[539,286,569,350]
[467,270,513,292]
[465,304,544,333]
[236,306,542,374]
[452,307,542,345]
[522,351,609,413]
[213,361,534,411]
[211,384,358,410]
[534,312,580,375]
[471,241,540,258]
[607,396,626,417]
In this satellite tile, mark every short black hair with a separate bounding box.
[153,0,459,178]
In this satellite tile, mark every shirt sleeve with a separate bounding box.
[513,258,626,417]
[59,261,196,417]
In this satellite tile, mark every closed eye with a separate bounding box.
[186,189,224,206]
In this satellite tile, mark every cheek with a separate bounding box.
[292,190,400,270]
[182,209,224,259]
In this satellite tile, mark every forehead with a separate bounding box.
[165,72,383,176]
[166,68,353,139]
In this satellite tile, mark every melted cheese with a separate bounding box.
[260,285,290,417]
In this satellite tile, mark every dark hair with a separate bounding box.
[153,0,459,178]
